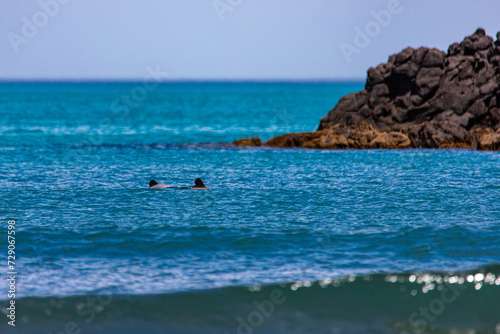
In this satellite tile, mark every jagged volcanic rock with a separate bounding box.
[241,29,500,150]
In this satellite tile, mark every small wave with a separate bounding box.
[73,142,239,150]
[2,265,499,334]
[0,125,93,135]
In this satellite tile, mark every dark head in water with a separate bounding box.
[149,180,158,187]
[191,178,211,190]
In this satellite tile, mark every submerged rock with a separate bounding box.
[265,122,411,149]
[261,28,500,150]
[232,137,262,147]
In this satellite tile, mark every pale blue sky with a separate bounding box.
[1,0,499,80]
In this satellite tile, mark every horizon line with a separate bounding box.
[0,78,365,84]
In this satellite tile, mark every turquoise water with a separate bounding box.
[0,82,499,333]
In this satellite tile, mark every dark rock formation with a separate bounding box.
[477,130,500,150]
[238,29,500,150]
[232,137,262,147]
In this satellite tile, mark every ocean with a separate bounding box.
[0,82,499,333]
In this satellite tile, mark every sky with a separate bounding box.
[1,0,499,81]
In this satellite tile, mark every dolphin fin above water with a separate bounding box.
[191,178,211,190]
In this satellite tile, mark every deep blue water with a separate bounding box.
[0,82,499,333]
